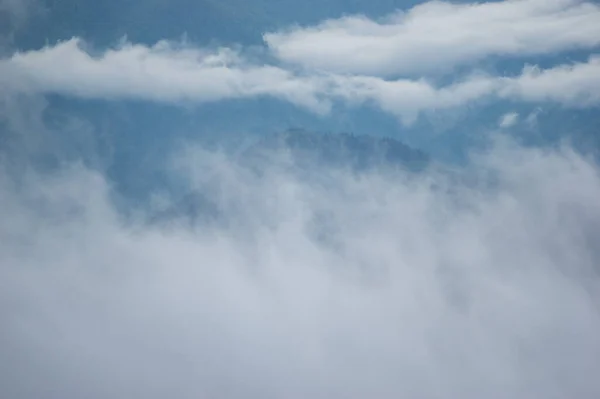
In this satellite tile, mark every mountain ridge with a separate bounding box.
[151,130,429,225]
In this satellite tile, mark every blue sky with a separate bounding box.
[2,0,600,168]
[2,1,600,398]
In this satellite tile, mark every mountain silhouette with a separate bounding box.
[151,130,429,225]
[242,129,429,173]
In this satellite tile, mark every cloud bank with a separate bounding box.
[1,138,600,398]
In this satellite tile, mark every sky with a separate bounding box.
[1,0,600,398]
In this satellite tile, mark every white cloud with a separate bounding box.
[2,134,600,398]
[499,112,519,128]
[328,56,600,124]
[0,38,331,114]
[499,56,600,106]
[2,39,600,126]
[328,72,499,124]
[525,107,543,127]
[264,0,600,76]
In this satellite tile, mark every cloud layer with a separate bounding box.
[1,139,600,398]
[2,0,600,393]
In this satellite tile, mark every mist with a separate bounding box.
[1,129,600,398]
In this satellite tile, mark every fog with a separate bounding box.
[1,133,600,398]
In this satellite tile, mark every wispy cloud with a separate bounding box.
[499,112,519,128]
[327,56,600,124]
[265,0,600,76]
[498,57,600,106]
[2,39,600,125]
[0,0,43,45]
